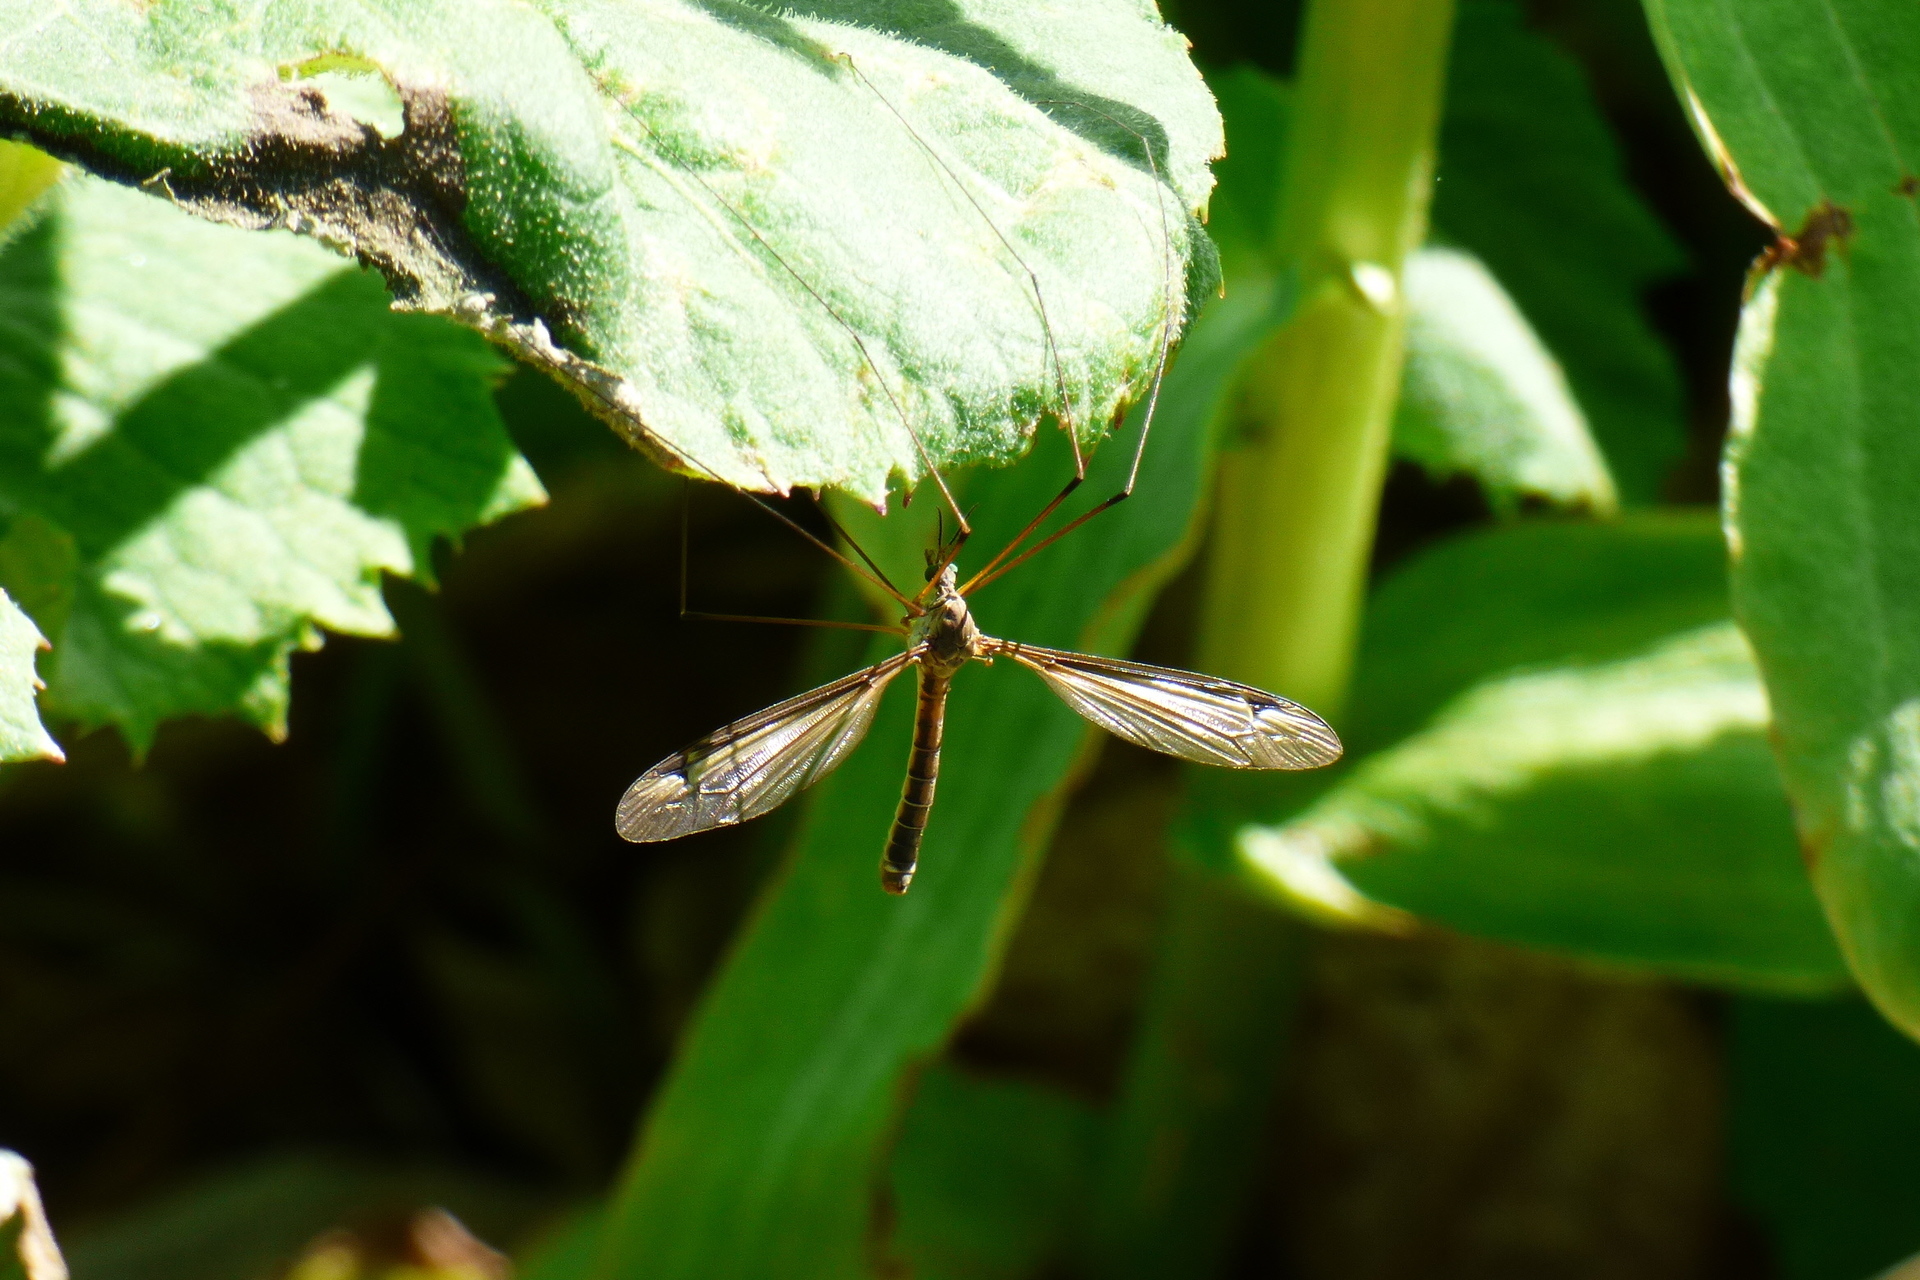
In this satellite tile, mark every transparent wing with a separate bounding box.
[994,641,1342,769]
[616,653,914,842]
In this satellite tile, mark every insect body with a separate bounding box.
[616,560,1342,894]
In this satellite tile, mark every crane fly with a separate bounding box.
[616,549,1342,893]
[610,64,1342,892]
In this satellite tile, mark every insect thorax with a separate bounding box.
[908,564,980,677]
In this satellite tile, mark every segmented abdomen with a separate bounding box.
[880,670,950,894]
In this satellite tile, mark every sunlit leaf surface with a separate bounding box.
[1246,623,1844,989]
[1200,517,1839,988]
[0,176,543,748]
[0,589,58,763]
[0,1151,65,1280]
[0,0,1221,502]
[1396,246,1616,515]
[1648,0,1920,1032]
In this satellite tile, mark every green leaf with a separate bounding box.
[1208,66,1618,515]
[0,141,60,242]
[1729,997,1920,1280]
[1646,0,1920,1030]
[1346,515,1735,754]
[1243,622,1845,989]
[0,175,543,748]
[0,588,58,763]
[0,0,1222,502]
[891,1066,1097,1280]
[1179,517,1732,862]
[0,1152,64,1280]
[1395,246,1617,515]
[1194,517,1840,989]
[516,1208,607,1280]
[1434,0,1688,503]
[596,266,1224,1278]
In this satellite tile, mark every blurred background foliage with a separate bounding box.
[2,0,1917,1278]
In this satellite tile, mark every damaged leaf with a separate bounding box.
[0,0,1223,504]
[1648,0,1920,1033]
[0,588,59,764]
[0,175,543,750]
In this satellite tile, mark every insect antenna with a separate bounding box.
[960,101,1180,598]
[808,492,909,602]
[678,479,909,636]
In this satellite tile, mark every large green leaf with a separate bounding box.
[1434,0,1687,503]
[1199,517,1841,989]
[0,175,542,748]
[1345,516,1734,755]
[1645,0,1920,1030]
[595,263,1223,1279]
[0,0,1221,503]
[1246,622,1844,989]
[0,588,57,763]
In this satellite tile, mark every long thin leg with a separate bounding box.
[808,493,907,603]
[685,462,919,611]
[955,474,1083,595]
[961,103,1181,598]
[682,611,905,636]
[1040,99,1178,502]
[609,105,970,543]
[841,54,1085,479]
[960,488,1132,597]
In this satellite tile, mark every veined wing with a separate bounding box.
[616,652,915,842]
[992,641,1342,769]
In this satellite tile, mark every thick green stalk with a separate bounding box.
[1200,0,1455,712]
[1088,2,1455,1275]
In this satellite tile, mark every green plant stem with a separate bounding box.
[1085,863,1305,1279]
[1088,1,1455,1274]
[1200,0,1456,714]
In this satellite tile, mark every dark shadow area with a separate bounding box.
[0,367,829,1224]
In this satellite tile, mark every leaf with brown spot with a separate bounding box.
[1648,0,1920,1034]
